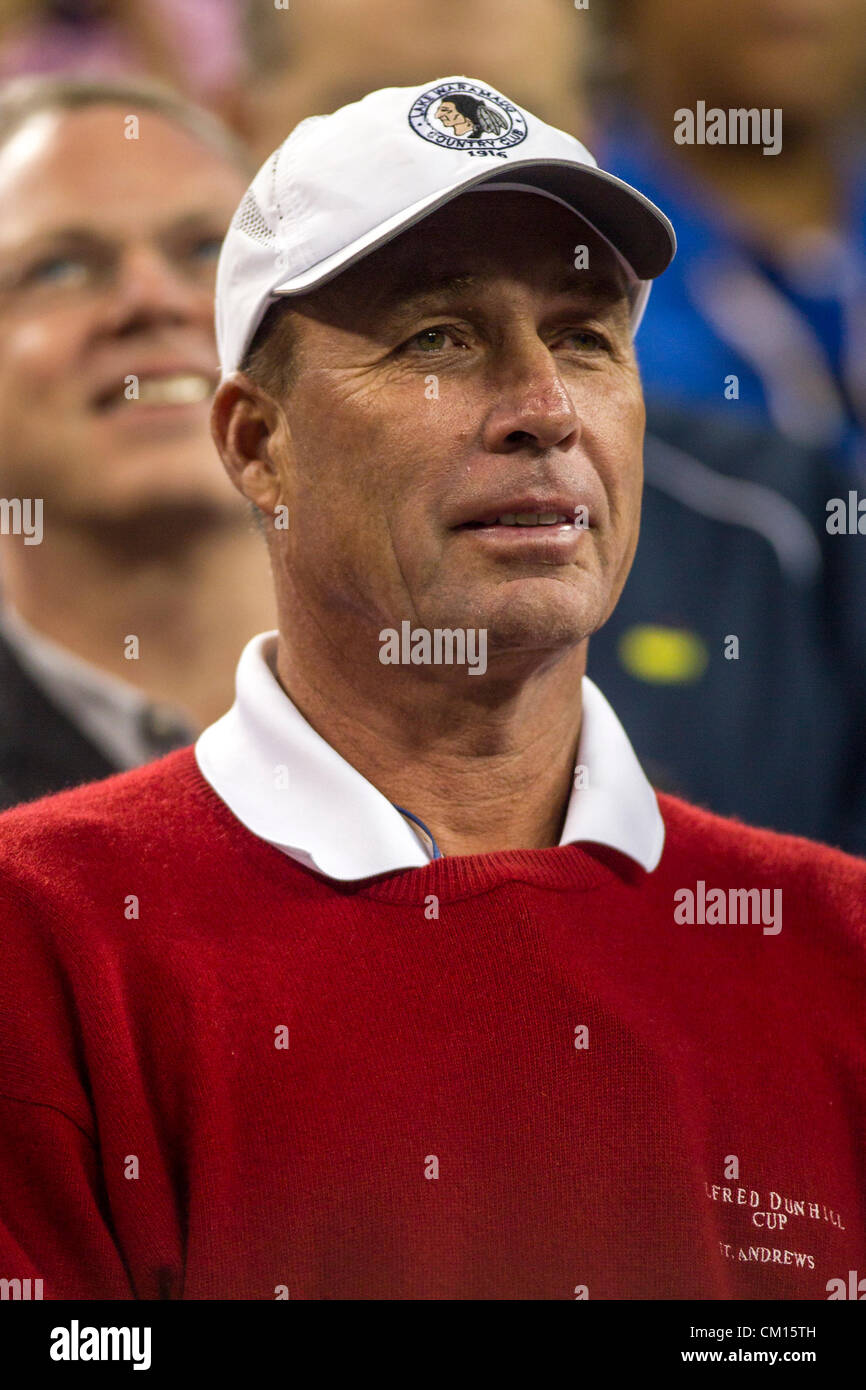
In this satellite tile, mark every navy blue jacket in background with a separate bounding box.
[588,404,866,857]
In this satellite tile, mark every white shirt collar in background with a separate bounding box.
[0,605,195,770]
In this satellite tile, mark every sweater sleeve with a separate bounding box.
[0,1093,135,1299]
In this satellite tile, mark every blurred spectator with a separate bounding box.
[0,1,243,123]
[0,76,274,809]
[592,0,866,474]
[241,0,587,160]
[588,404,866,855]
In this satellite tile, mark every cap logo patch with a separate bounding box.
[408,81,527,158]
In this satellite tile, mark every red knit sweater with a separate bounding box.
[0,748,864,1301]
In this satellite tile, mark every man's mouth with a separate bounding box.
[462,512,574,529]
[94,372,214,412]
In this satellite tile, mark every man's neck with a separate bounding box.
[2,510,275,730]
[274,615,586,859]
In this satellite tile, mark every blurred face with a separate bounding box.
[247,0,587,158]
[624,0,866,125]
[256,192,645,666]
[0,104,247,524]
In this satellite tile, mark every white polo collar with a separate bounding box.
[195,631,665,881]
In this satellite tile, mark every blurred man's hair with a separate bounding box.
[0,72,252,173]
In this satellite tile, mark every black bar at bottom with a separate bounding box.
[0,1297,858,1377]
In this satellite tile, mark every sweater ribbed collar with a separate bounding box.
[195,631,665,883]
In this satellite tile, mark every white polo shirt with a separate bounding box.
[195,631,665,882]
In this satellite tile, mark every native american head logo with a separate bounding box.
[408,81,528,155]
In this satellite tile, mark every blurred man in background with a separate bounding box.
[583,0,866,853]
[242,0,587,160]
[0,77,273,808]
[589,408,866,855]
[593,0,866,474]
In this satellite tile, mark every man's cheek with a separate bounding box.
[5,320,67,382]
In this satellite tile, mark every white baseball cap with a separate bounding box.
[216,75,676,378]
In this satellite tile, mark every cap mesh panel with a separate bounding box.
[232,191,276,244]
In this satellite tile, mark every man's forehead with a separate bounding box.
[379,263,628,309]
[0,106,131,186]
[0,104,242,203]
[373,252,628,322]
[318,195,630,313]
[0,106,243,248]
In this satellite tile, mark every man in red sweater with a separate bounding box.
[1,76,864,1302]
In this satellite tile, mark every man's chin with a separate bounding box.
[426,585,602,658]
[481,619,592,662]
[68,458,241,520]
[70,493,245,545]
[499,569,602,621]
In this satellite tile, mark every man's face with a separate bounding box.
[262,191,645,669]
[627,0,866,123]
[247,0,587,159]
[435,102,462,131]
[0,105,247,524]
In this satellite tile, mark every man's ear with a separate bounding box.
[211,373,289,518]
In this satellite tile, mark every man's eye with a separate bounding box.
[187,236,223,264]
[563,329,609,352]
[25,255,89,287]
[409,327,453,352]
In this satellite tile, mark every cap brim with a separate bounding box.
[272,157,676,298]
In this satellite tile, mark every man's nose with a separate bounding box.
[102,246,205,334]
[481,333,580,453]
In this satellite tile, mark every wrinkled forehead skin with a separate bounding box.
[280,188,634,358]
